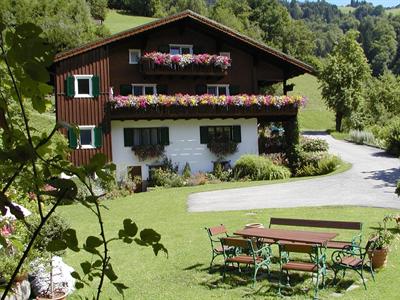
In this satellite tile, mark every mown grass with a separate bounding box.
[59,179,399,300]
[104,10,157,34]
[289,74,334,131]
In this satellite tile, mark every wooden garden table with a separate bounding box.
[234,227,338,246]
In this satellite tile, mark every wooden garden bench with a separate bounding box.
[269,217,363,250]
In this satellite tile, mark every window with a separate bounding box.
[129,49,141,64]
[169,44,193,55]
[67,125,102,149]
[132,84,157,96]
[207,84,230,96]
[74,75,93,98]
[200,125,241,144]
[124,127,169,147]
[78,126,95,149]
[219,52,231,58]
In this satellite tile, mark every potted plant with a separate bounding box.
[31,255,72,300]
[132,144,165,161]
[207,136,238,160]
[368,216,395,269]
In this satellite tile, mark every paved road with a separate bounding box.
[188,133,400,212]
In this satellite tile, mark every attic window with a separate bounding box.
[169,44,193,55]
[129,49,141,64]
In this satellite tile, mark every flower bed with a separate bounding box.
[111,94,307,109]
[142,52,231,70]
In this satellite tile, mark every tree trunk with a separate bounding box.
[335,112,343,132]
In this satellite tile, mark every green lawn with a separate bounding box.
[289,74,334,131]
[59,182,400,299]
[104,10,157,34]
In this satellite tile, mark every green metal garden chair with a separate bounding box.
[331,235,379,290]
[220,237,272,287]
[205,224,231,268]
[278,243,327,300]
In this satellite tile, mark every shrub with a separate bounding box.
[348,130,377,145]
[233,155,291,181]
[396,180,400,197]
[300,137,329,152]
[385,118,400,156]
[34,214,71,255]
[296,154,342,177]
[182,162,191,178]
[264,153,288,166]
[151,168,185,187]
[187,173,209,186]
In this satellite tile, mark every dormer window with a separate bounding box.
[169,44,193,55]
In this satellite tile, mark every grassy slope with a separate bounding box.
[289,74,334,131]
[339,6,400,15]
[59,183,400,300]
[104,10,157,34]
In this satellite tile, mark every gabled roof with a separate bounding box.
[54,10,314,76]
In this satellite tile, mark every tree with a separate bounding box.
[87,0,108,22]
[210,0,262,41]
[283,19,316,62]
[359,16,397,75]
[319,30,371,132]
[0,22,166,299]
[0,0,109,52]
[364,71,400,125]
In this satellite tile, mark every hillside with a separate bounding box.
[104,10,157,34]
[339,6,400,15]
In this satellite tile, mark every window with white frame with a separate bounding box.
[78,125,95,149]
[74,75,93,98]
[207,84,230,96]
[219,52,231,58]
[132,84,157,96]
[169,44,193,55]
[129,49,141,64]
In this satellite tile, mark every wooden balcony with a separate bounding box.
[139,58,228,76]
[109,104,298,121]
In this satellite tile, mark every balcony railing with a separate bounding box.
[140,58,228,76]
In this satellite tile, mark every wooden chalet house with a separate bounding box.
[53,10,312,182]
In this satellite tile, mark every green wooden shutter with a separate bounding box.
[229,85,240,95]
[92,75,100,97]
[94,126,102,148]
[120,84,132,96]
[200,126,209,144]
[65,76,75,97]
[157,84,168,95]
[68,127,77,149]
[160,127,170,145]
[232,125,241,143]
[195,84,207,95]
[123,128,134,147]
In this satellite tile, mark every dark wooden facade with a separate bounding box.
[54,10,312,166]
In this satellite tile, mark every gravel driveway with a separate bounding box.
[188,133,400,212]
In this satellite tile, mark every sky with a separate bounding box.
[308,1,399,7]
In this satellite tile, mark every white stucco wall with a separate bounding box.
[111,118,258,181]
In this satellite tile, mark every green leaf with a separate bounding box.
[104,263,118,282]
[46,239,67,252]
[112,282,129,295]
[9,237,24,252]
[123,219,138,237]
[140,229,161,244]
[86,236,103,249]
[80,261,91,275]
[0,236,7,248]
[92,260,102,268]
[75,282,84,289]
[152,243,168,256]
[63,229,79,252]
[71,271,81,280]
